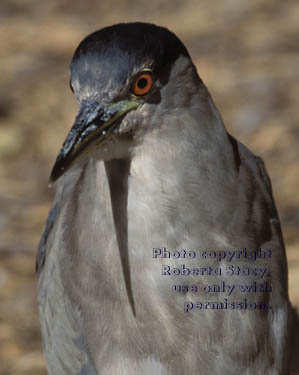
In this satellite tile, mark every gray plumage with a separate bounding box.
[37,22,299,374]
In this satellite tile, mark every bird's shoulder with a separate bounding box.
[36,194,61,276]
[36,161,87,276]
[231,134,283,240]
[234,135,276,202]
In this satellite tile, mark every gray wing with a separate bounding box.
[37,165,97,375]
[253,154,299,372]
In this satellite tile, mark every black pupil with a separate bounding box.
[137,77,148,89]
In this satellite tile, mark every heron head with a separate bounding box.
[49,22,200,185]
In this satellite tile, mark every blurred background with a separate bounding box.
[0,0,298,373]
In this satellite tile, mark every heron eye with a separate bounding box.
[132,72,153,96]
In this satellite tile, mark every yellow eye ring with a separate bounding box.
[132,72,153,96]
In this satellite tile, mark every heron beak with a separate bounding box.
[48,99,139,186]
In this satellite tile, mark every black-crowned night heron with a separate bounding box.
[37,22,299,375]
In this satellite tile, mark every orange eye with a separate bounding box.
[132,72,153,96]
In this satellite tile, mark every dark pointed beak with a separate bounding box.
[49,99,139,186]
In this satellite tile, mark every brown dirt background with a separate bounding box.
[0,0,298,374]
